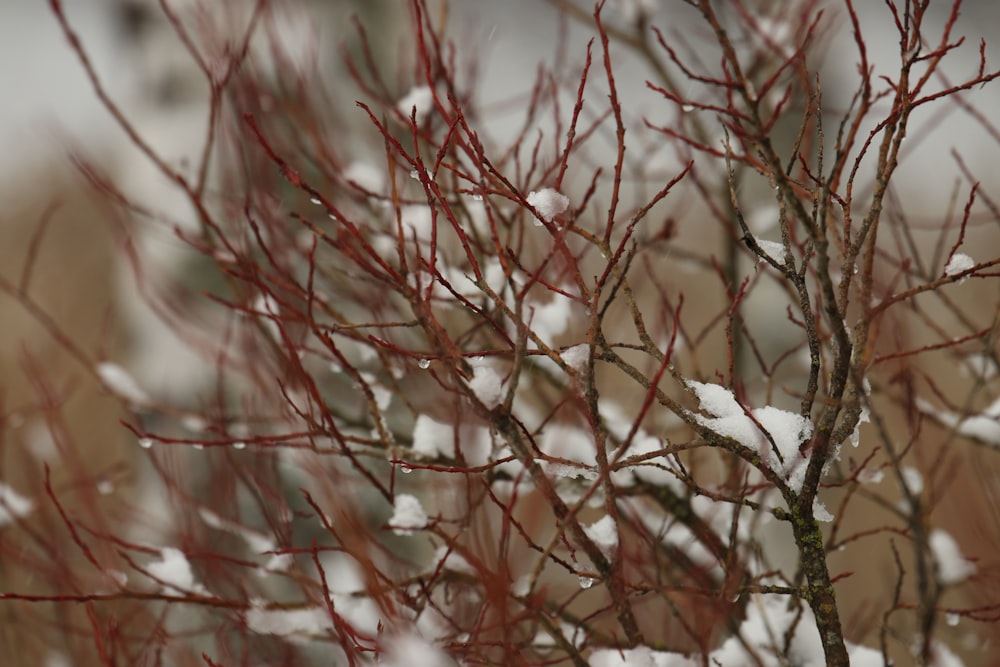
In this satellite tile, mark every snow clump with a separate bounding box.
[686,380,813,492]
[584,515,619,558]
[527,187,569,223]
[944,253,975,281]
[388,494,428,535]
[465,357,505,409]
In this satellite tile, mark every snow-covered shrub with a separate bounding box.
[3,0,999,665]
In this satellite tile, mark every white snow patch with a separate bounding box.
[526,187,569,223]
[317,556,382,635]
[253,292,282,340]
[928,639,965,667]
[147,547,205,594]
[900,466,924,495]
[961,352,998,380]
[396,85,435,124]
[619,496,719,578]
[388,494,428,535]
[624,436,680,488]
[96,362,150,405]
[411,414,455,458]
[584,515,619,558]
[441,258,509,307]
[560,344,590,374]
[541,621,586,649]
[431,546,477,576]
[813,497,833,523]
[928,395,1000,445]
[930,529,976,585]
[850,406,870,447]
[545,461,599,481]
[380,631,455,667]
[847,642,885,666]
[690,494,754,547]
[343,160,385,194]
[599,400,635,441]
[182,414,209,433]
[43,653,72,667]
[540,423,597,467]
[25,420,59,462]
[479,257,509,297]
[415,604,453,644]
[359,371,393,411]
[754,238,786,263]
[949,411,1000,444]
[709,594,824,666]
[526,290,577,348]
[756,16,795,57]
[466,358,505,409]
[245,601,332,638]
[462,195,491,235]
[944,253,975,281]
[198,509,292,573]
[858,466,884,485]
[688,380,742,417]
[411,414,491,464]
[512,575,531,597]
[400,204,434,244]
[440,264,483,302]
[962,352,1000,380]
[590,645,696,666]
[0,483,34,527]
[686,381,813,492]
